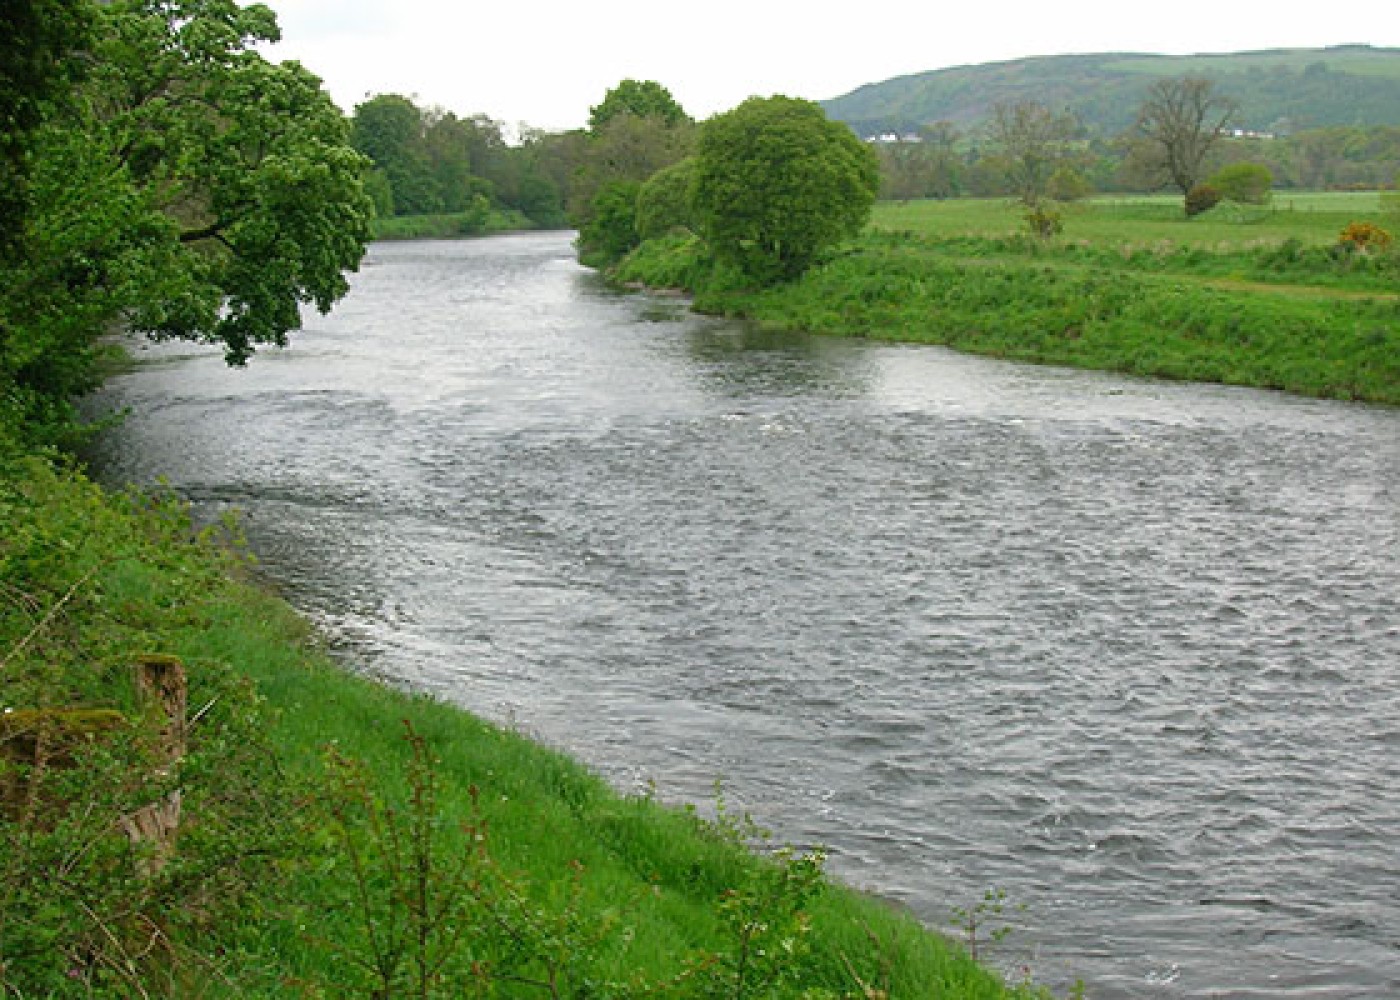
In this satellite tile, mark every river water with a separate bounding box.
[89,233,1399,997]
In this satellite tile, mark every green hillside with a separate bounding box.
[822,45,1400,137]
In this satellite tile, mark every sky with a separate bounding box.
[258,0,1399,133]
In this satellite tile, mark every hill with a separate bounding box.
[821,45,1400,138]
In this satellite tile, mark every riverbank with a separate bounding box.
[612,198,1399,405]
[0,434,1043,996]
[370,207,553,240]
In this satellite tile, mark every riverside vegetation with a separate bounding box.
[613,193,1400,405]
[0,434,1057,997]
[0,4,1049,996]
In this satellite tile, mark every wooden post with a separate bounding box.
[119,654,188,874]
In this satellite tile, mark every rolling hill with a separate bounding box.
[821,46,1400,138]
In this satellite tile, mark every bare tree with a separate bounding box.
[988,101,1079,210]
[1134,76,1237,207]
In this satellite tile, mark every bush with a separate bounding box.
[1047,167,1092,202]
[690,96,879,286]
[1185,183,1222,217]
[1337,221,1393,254]
[635,157,697,240]
[577,180,642,266]
[1209,162,1273,205]
[1024,204,1064,237]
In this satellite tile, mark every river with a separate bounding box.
[88,232,1400,998]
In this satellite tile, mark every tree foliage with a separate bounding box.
[351,95,565,226]
[1209,161,1273,204]
[588,79,691,135]
[0,0,93,260]
[690,96,879,285]
[874,126,963,201]
[635,158,697,240]
[0,0,373,440]
[576,180,643,266]
[1134,76,1238,207]
[571,81,694,262]
[988,101,1080,208]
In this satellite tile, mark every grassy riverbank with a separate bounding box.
[614,196,1399,404]
[1,434,1043,996]
[370,207,539,240]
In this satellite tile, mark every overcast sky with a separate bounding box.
[258,0,1399,132]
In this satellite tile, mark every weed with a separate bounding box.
[950,888,1025,964]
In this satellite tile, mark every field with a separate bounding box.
[618,193,1400,404]
[872,192,1391,247]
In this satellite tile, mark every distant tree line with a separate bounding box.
[349,95,572,228]
[872,98,1400,204]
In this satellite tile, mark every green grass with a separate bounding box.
[872,192,1389,247]
[1,440,1039,997]
[617,195,1400,405]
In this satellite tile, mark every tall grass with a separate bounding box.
[1,442,1041,997]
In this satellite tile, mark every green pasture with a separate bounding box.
[871,192,1392,248]
[621,187,1399,404]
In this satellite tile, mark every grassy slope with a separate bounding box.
[1,444,1032,997]
[615,196,1400,405]
[821,46,1400,134]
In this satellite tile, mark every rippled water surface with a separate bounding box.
[90,234,1400,997]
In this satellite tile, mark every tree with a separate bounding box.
[352,94,442,215]
[874,130,963,202]
[571,82,694,260]
[1134,76,1237,211]
[690,96,879,285]
[0,0,92,260]
[635,158,697,240]
[988,101,1079,209]
[588,79,690,134]
[1,0,372,439]
[1209,162,1273,205]
[576,180,643,266]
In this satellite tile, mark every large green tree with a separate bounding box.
[0,0,92,260]
[690,96,879,285]
[0,0,372,439]
[352,94,443,215]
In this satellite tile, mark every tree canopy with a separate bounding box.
[690,96,879,285]
[571,81,694,264]
[988,101,1080,209]
[1134,76,1238,207]
[349,95,566,227]
[0,0,373,441]
[588,79,691,135]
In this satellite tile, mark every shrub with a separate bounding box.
[1046,167,1092,202]
[635,158,697,240]
[1023,204,1063,237]
[1337,221,1393,254]
[1185,183,1222,217]
[1209,162,1273,205]
[577,180,643,267]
